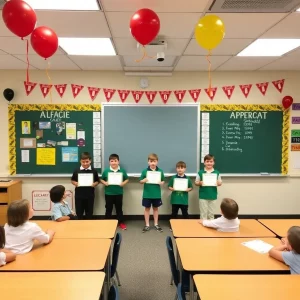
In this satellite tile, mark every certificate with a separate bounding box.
[173,178,188,191]
[202,173,217,186]
[78,173,93,187]
[108,172,123,185]
[146,171,161,184]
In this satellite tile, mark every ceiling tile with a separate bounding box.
[0,20,15,37]
[175,56,231,71]
[0,55,34,69]
[123,55,176,67]
[184,38,254,56]
[217,57,277,71]
[107,12,200,38]
[35,11,111,37]
[101,0,210,12]
[69,56,123,70]
[124,67,173,71]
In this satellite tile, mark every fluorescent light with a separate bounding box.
[25,0,100,11]
[297,8,300,11]
[237,39,300,56]
[59,38,116,56]
[125,72,173,77]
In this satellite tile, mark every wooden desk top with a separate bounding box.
[0,272,105,300]
[0,180,21,187]
[0,239,111,271]
[34,220,118,239]
[176,238,289,273]
[194,275,300,300]
[170,219,275,238]
[258,219,300,237]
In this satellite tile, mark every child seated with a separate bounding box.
[198,198,240,232]
[0,226,16,266]
[269,226,300,274]
[50,185,77,222]
[4,199,55,254]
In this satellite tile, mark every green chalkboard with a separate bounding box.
[8,104,101,175]
[200,105,289,174]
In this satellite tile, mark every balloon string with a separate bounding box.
[206,50,212,99]
[25,39,29,83]
[45,60,53,103]
[135,46,155,63]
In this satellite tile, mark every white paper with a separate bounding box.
[202,125,209,132]
[108,172,123,185]
[202,113,210,120]
[94,162,101,168]
[62,153,70,162]
[93,125,100,131]
[94,138,101,144]
[94,144,101,150]
[202,138,210,145]
[202,145,209,152]
[242,240,274,254]
[93,150,101,156]
[202,119,210,126]
[173,178,188,191]
[203,173,217,186]
[57,141,68,146]
[201,156,205,163]
[24,139,33,147]
[93,118,100,125]
[21,150,30,162]
[78,173,93,187]
[93,156,101,162]
[93,112,100,119]
[93,131,101,138]
[201,132,209,138]
[77,131,85,139]
[66,123,76,140]
[146,171,161,184]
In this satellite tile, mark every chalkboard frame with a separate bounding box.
[8,104,101,175]
[200,104,290,175]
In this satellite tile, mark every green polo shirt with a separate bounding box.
[140,167,165,199]
[101,167,129,195]
[197,169,220,200]
[168,174,193,205]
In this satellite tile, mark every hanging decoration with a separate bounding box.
[24,81,37,96]
[222,86,235,100]
[256,82,269,96]
[131,91,144,103]
[239,84,252,98]
[145,91,157,104]
[88,87,101,101]
[188,89,201,102]
[272,79,285,93]
[54,84,67,98]
[103,89,116,102]
[205,87,217,101]
[174,90,186,103]
[71,84,84,98]
[282,96,293,109]
[39,84,52,98]
[118,90,130,103]
[159,91,171,104]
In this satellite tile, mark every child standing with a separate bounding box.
[140,153,165,233]
[71,152,99,220]
[4,199,55,254]
[50,185,77,221]
[0,226,16,266]
[195,154,222,220]
[168,161,193,223]
[100,154,129,230]
[269,226,300,274]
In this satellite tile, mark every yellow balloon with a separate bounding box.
[195,15,225,50]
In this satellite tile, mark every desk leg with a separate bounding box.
[190,274,194,300]
[104,247,111,300]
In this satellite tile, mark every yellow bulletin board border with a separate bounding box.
[200,104,290,175]
[8,104,101,175]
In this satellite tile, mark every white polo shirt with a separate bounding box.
[0,252,6,266]
[202,216,240,232]
[4,221,50,254]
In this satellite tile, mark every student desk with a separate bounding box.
[193,274,300,300]
[34,220,118,239]
[170,219,276,238]
[258,219,300,237]
[176,238,290,300]
[0,272,105,300]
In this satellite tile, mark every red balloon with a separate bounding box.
[30,26,58,59]
[130,8,160,46]
[2,0,37,38]
[282,96,293,109]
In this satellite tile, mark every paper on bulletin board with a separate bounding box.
[36,148,56,165]
[21,150,30,162]
[62,147,78,162]
[20,138,36,149]
[66,123,76,139]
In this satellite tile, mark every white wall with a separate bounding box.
[1,70,299,216]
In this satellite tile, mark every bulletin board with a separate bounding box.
[8,104,101,175]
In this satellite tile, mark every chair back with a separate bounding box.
[165,236,179,286]
[108,284,119,300]
[177,283,186,300]
[111,233,122,278]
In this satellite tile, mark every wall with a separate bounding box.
[0,70,299,216]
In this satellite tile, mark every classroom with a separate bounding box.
[1,0,300,299]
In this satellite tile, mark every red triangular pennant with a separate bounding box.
[159,91,172,104]
[24,81,37,96]
[256,82,269,96]
[174,90,186,103]
[131,91,144,103]
[54,84,67,98]
[205,87,217,101]
[39,84,52,98]
[188,89,201,102]
[88,87,101,101]
[103,88,116,102]
[239,84,252,98]
[222,86,235,100]
[272,79,285,93]
[71,84,84,98]
[117,90,130,103]
[145,91,157,104]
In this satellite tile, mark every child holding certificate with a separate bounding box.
[195,154,222,220]
[168,161,193,225]
[140,153,165,233]
[100,154,129,230]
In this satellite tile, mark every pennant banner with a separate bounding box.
[131,91,144,103]
[103,88,116,102]
[174,90,186,103]
[118,90,130,103]
[256,82,269,96]
[88,87,101,101]
[145,91,157,104]
[24,81,37,96]
[239,84,252,98]
[159,91,172,104]
[71,84,84,98]
[222,86,235,100]
[188,89,201,102]
[205,87,217,101]
[54,84,67,98]
[39,84,52,98]
[272,79,285,93]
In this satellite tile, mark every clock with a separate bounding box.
[140,78,149,89]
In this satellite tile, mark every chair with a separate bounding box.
[108,284,119,300]
[111,232,122,286]
[177,284,186,300]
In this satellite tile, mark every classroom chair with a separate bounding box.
[111,232,122,286]
[176,284,186,300]
[108,284,119,300]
